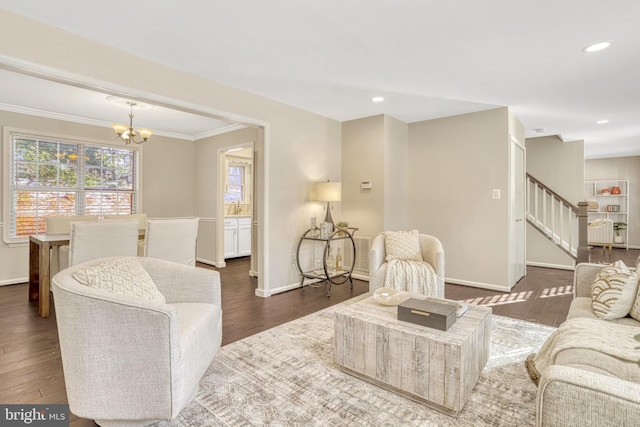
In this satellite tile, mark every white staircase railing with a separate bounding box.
[526,174,588,262]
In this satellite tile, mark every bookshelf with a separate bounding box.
[584,179,629,248]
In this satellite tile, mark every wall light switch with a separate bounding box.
[492,189,501,199]
[361,181,373,189]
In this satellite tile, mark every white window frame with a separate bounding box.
[2,126,143,246]
[224,157,252,204]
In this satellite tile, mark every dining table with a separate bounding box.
[28,229,145,317]
[28,233,71,317]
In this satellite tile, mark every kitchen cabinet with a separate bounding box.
[224,216,252,258]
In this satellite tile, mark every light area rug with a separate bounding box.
[156,295,555,426]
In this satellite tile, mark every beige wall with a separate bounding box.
[383,115,409,232]
[408,108,512,290]
[0,10,342,295]
[525,135,584,269]
[586,156,640,248]
[341,114,410,243]
[141,136,195,218]
[526,135,585,203]
[342,115,385,240]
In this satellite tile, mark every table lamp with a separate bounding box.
[313,181,341,226]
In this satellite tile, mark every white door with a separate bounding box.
[509,137,526,286]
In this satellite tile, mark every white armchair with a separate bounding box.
[587,218,614,254]
[52,256,222,427]
[369,232,445,298]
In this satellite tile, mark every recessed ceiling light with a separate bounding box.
[533,128,546,133]
[371,96,384,103]
[582,41,611,53]
[596,119,609,124]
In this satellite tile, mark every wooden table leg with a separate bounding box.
[38,241,51,317]
[29,240,40,301]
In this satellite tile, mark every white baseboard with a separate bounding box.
[445,277,512,292]
[196,257,226,268]
[249,270,258,277]
[0,277,28,286]
[352,272,369,281]
[196,257,215,266]
[526,261,575,271]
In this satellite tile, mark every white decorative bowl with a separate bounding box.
[373,287,410,306]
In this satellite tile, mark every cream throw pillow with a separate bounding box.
[384,230,423,262]
[591,260,639,320]
[73,257,166,304]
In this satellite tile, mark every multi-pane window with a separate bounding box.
[225,164,245,203]
[7,132,138,240]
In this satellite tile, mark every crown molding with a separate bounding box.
[0,102,245,141]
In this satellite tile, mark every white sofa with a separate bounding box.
[52,256,222,426]
[535,261,640,426]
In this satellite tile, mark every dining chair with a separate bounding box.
[45,215,99,276]
[58,220,140,269]
[144,218,200,266]
[104,213,148,256]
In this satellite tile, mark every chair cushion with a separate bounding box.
[591,260,639,320]
[384,230,423,262]
[73,257,166,304]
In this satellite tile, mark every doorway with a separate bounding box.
[509,135,526,286]
[218,142,255,275]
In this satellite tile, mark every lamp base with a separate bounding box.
[324,202,334,226]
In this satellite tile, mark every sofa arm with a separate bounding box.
[139,257,221,306]
[369,234,385,274]
[574,262,604,298]
[536,365,640,427]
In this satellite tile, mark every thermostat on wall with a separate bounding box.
[361,181,373,189]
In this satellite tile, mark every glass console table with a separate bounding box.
[295,227,358,296]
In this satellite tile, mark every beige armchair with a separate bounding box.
[369,232,445,298]
[52,256,222,427]
[587,218,614,254]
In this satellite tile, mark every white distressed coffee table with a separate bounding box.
[334,296,492,415]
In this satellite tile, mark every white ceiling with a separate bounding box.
[0,1,638,158]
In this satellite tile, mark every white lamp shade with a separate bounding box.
[313,182,341,202]
[112,123,128,135]
[138,128,153,139]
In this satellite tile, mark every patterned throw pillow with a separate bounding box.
[73,257,166,304]
[384,230,423,262]
[591,260,639,320]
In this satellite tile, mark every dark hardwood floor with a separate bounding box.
[1,247,638,425]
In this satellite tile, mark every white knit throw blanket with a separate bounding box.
[384,259,437,296]
[533,317,640,376]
